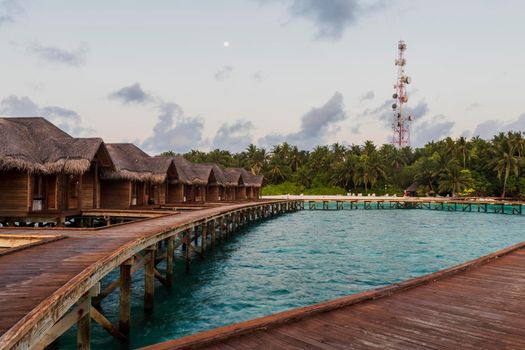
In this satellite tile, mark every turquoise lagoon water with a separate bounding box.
[60,209,524,348]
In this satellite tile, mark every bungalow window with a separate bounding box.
[32,175,45,199]
[32,175,46,211]
[131,182,138,205]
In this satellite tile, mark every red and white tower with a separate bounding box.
[391,40,412,148]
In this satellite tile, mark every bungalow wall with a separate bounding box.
[206,185,222,201]
[246,187,254,199]
[184,185,195,202]
[80,170,94,209]
[235,187,246,200]
[158,182,166,205]
[56,174,82,211]
[194,185,206,202]
[79,163,100,210]
[0,171,30,214]
[100,179,131,209]
[167,183,185,203]
[224,187,235,201]
[148,182,166,205]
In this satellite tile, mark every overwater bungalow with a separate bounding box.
[223,168,243,200]
[222,167,263,200]
[163,156,193,204]
[187,163,226,202]
[100,144,173,209]
[243,170,264,199]
[201,163,227,201]
[0,117,114,222]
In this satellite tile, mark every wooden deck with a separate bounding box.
[0,199,293,349]
[143,241,525,350]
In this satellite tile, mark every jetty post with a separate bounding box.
[119,256,134,335]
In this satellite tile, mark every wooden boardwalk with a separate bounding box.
[143,241,525,350]
[0,200,295,349]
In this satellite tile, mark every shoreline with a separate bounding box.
[262,195,509,202]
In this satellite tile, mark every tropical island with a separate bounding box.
[164,131,525,199]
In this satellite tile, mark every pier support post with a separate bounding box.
[119,257,133,335]
[166,237,174,287]
[201,223,207,257]
[77,284,99,350]
[211,220,216,248]
[144,245,156,312]
[77,306,91,350]
[218,216,223,241]
[185,229,191,272]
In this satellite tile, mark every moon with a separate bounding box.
[223,41,230,48]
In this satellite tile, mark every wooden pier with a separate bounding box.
[0,199,301,349]
[301,198,525,215]
[142,240,525,350]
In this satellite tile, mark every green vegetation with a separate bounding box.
[161,131,525,198]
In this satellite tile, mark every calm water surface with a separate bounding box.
[60,209,524,348]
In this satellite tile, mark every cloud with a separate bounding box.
[27,43,88,67]
[258,91,347,149]
[0,95,94,136]
[214,66,233,81]
[108,83,204,153]
[288,0,360,40]
[412,115,455,147]
[0,0,23,27]
[141,102,205,154]
[108,83,153,105]
[471,114,525,139]
[253,71,263,83]
[212,120,254,152]
[361,98,429,126]
[466,103,483,112]
[359,90,374,102]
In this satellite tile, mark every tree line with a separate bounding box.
[161,131,525,198]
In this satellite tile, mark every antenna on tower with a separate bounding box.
[391,40,412,148]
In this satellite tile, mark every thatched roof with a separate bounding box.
[102,143,169,184]
[406,182,418,192]
[169,156,196,185]
[239,168,263,187]
[0,117,112,175]
[189,163,214,186]
[223,168,243,187]
[165,158,228,186]
[223,167,263,187]
[201,163,227,186]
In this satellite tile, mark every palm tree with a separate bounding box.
[490,138,520,198]
[289,146,302,172]
[330,155,357,189]
[438,162,472,195]
[362,140,377,157]
[414,155,440,192]
[331,143,347,163]
[268,161,286,183]
[456,136,470,168]
[245,144,268,175]
[353,155,385,194]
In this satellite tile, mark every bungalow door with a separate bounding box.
[67,175,80,210]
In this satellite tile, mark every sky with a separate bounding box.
[1,0,525,154]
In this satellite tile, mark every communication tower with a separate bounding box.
[391,40,412,148]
